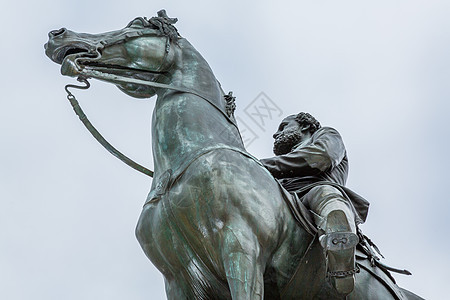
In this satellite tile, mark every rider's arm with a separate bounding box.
[260,127,346,179]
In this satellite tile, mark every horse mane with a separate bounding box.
[147,10,180,41]
[127,10,180,41]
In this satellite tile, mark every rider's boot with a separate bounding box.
[317,202,359,296]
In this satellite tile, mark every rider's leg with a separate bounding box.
[302,185,359,296]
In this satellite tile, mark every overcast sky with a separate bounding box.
[1,1,449,299]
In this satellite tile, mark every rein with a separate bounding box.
[64,69,241,178]
[63,19,241,178]
[65,77,154,177]
[79,67,239,129]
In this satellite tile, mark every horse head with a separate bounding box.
[45,10,180,99]
[45,9,242,181]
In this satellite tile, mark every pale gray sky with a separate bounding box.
[1,1,449,299]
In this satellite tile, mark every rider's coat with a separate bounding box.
[261,127,370,224]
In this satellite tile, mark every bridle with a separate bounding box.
[64,26,241,178]
[74,22,173,74]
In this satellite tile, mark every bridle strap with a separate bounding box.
[79,67,240,129]
[98,31,171,73]
[64,68,243,178]
[98,28,162,47]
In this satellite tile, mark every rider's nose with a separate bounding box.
[273,132,279,139]
[49,28,66,38]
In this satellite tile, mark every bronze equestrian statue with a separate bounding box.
[45,10,423,299]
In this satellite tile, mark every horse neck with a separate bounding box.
[165,39,224,104]
[152,39,244,174]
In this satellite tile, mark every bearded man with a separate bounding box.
[260,112,370,296]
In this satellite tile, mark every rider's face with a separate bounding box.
[272,116,304,155]
[273,116,301,140]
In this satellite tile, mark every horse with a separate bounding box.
[45,10,423,300]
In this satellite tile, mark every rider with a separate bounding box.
[260,112,370,296]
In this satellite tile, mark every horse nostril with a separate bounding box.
[50,28,66,37]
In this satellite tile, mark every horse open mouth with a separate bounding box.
[55,45,165,79]
[53,45,91,64]
[53,45,98,77]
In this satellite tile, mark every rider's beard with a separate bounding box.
[273,130,302,156]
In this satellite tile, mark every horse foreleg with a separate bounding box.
[221,225,264,300]
[165,278,185,300]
